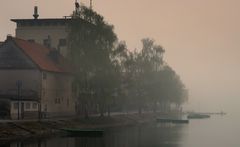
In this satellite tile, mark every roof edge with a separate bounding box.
[10,38,44,71]
[11,18,72,23]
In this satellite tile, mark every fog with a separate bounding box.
[1,0,240,114]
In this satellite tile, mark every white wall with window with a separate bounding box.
[11,101,39,114]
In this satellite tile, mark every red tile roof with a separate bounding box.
[12,37,70,73]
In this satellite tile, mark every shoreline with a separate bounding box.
[0,113,161,143]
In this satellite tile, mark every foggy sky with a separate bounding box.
[1,0,240,114]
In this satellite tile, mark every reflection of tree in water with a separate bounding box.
[9,138,75,147]
[75,137,105,147]
[104,123,186,147]
[9,137,105,147]
[8,123,186,147]
[154,123,186,147]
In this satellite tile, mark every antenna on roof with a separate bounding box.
[33,6,39,19]
[75,0,80,11]
[74,0,80,17]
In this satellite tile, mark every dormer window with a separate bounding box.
[43,36,51,48]
[28,39,35,43]
[59,39,67,47]
[43,39,48,47]
[43,72,47,80]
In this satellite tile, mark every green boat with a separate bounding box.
[156,118,189,124]
[61,128,104,137]
[187,113,210,119]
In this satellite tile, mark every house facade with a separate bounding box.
[0,6,80,119]
[0,37,75,119]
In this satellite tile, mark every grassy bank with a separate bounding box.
[0,113,158,143]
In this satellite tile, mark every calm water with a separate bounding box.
[3,114,240,147]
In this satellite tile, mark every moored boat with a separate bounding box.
[61,128,104,137]
[187,113,210,119]
[156,118,189,124]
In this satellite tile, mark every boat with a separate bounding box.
[61,128,104,137]
[156,118,189,124]
[187,113,210,119]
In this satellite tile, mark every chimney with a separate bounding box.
[6,34,13,40]
[33,6,39,19]
[49,49,60,63]
[47,35,51,48]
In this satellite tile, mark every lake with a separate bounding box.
[4,114,240,147]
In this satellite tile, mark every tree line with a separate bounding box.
[67,5,188,118]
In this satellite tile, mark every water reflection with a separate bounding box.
[9,138,75,147]
[6,123,186,147]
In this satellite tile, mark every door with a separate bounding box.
[21,102,24,119]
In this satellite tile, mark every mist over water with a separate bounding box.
[1,0,240,114]
[0,0,240,146]
[6,115,238,147]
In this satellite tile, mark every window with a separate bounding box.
[55,98,61,104]
[28,39,35,43]
[43,39,48,47]
[43,72,47,80]
[67,98,69,107]
[55,98,58,104]
[42,89,45,97]
[59,39,67,47]
[32,103,38,109]
[13,102,19,110]
[26,102,30,109]
[43,37,52,48]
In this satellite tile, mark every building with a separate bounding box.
[0,36,75,119]
[0,5,81,119]
[11,6,71,57]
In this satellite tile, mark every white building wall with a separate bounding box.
[41,71,75,118]
[10,101,39,119]
[0,70,76,119]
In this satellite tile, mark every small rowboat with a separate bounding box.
[187,113,210,119]
[156,118,189,124]
[61,128,104,137]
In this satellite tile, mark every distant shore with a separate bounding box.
[0,112,164,143]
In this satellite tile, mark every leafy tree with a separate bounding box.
[122,38,187,114]
[68,4,188,117]
[68,5,118,118]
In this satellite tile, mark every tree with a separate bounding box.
[122,38,187,114]
[68,5,188,117]
[68,5,118,118]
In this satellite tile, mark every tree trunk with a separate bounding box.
[100,109,104,117]
[84,103,89,119]
[99,103,104,117]
[138,107,142,115]
[153,102,157,113]
[107,105,111,117]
